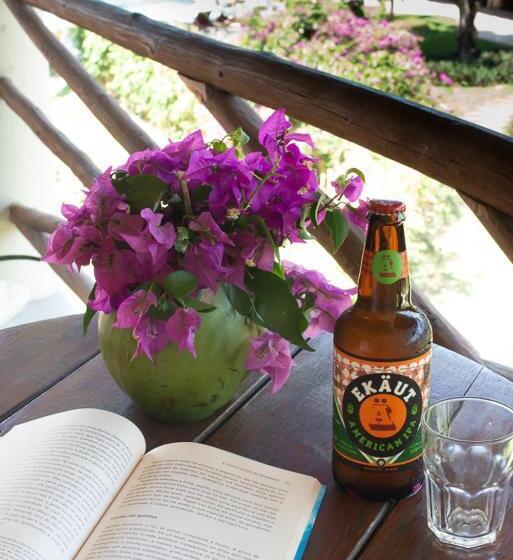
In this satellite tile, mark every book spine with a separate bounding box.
[294,485,327,560]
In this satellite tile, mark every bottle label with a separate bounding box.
[362,249,409,285]
[333,347,431,471]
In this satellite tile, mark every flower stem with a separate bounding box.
[179,177,193,216]
[243,157,282,211]
[0,255,40,262]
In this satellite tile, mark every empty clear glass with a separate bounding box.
[422,397,513,548]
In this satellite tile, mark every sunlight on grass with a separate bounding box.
[396,15,511,59]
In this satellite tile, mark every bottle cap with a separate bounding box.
[368,199,406,215]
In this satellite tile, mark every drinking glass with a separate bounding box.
[422,397,513,548]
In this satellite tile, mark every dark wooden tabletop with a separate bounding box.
[1,314,512,560]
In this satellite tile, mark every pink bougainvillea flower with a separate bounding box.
[89,285,128,314]
[189,212,234,247]
[44,224,84,266]
[113,289,157,329]
[123,149,177,185]
[45,107,364,372]
[183,242,228,291]
[246,332,293,393]
[332,175,364,202]
[141,208,176,246]
[343,200,369,231]
[258,108,314,158]
[163,130,206,168]
[166,307,201,357]
[438,72,454,86]
[284,261,356,337]
[92,249,143,296]
[133,316,170,361]
[121,209,176,267]
[84,167,128,223]
[44,223,102,269]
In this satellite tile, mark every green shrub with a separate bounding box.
[241,1,434,104]
[71,28,202,137]
[429,51,513,87]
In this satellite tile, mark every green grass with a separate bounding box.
[396,15,511,60]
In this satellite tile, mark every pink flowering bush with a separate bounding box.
[243,2,435,103]
[45,110,365,392]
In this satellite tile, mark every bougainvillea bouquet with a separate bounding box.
[45,109,365,405]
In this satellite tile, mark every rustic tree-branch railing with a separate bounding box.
[2,0,512,378]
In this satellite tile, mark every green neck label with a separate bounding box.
[371,250,403,285]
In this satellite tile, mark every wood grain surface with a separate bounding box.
[0,315,510,559]
[0,314,99,421]
[0,347,268,450]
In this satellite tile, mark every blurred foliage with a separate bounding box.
[406,180,467,296]
[398,15,513,88]
[241,0,434,103]
[69,27,201,137]
[506,116,513,137]
[429,51,513,88]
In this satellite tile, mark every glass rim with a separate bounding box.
[422,396,513,445]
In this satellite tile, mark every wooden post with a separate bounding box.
[5,0,157,154]
[180,75,262,154]
[460,194,513,263]
[0,76,99,186]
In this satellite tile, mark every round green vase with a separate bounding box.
[98,290,251,423]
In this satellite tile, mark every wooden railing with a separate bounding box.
[2,0,513,376]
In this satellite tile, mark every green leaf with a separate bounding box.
[245,268,313,351]
[299,229,314,240]
[190,184,212,206]
[149,298,175,320]
[110,170,130,196]
[125,174,168,213]
[302,292,316,312]
[164,271,198,298]
[83,284,97,335]
[309,192,326,228]
[231,127,250,149]
[247,215,280,261]
[272,261,285,278]
[181,296,217,313]
[174,226,190,254]
[324,209,349,253]
[211,139,227,153]
[223,284,258,320]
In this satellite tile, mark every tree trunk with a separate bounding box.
[457,0,479,61]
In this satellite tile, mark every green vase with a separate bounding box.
[98,289,251,423]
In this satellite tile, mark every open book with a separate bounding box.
[0,409,325,560]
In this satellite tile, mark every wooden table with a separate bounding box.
[1,315,512,560]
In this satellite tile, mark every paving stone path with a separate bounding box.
[462,89,513,134]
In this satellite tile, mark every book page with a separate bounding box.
[76,442,321,560]
[0,409,145,560]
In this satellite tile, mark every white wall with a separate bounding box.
[0,4,82,325]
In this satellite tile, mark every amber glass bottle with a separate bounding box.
[332,199,432,501]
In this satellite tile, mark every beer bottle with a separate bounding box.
[332,199,432,500]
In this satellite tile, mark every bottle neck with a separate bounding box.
[356,215,412,312]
